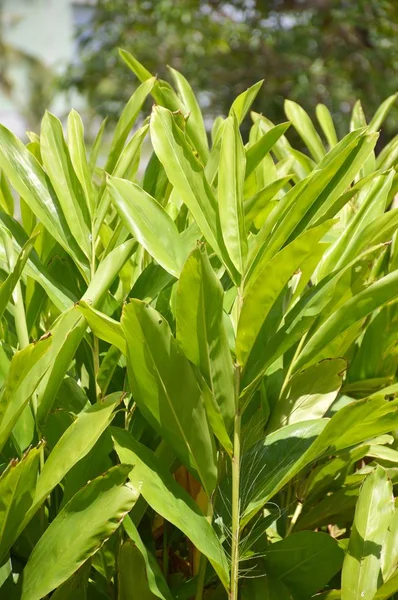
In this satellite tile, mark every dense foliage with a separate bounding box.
[0,50,397,599]
[65,0,398,139]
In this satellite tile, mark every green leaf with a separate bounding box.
[263,531,344,599]
[0,124,87,271]
[374,571,398,600]
[218,113,247,273]
[108,176,185,277]
[245,122,291,179]
[285,99,325,162]
[381,509,398,581]
[295,269,398,371]
[168,66,209,163]
[0,233,37,320]
[118,540,158,600]
[76,301,126,354]
[0,444,41,563]
[40,111,92,259]
[317,170,394,278]
[123,516,173,600]
[244,176,291,229]
[0,336,52,453]
[240,419,326,524]
[89,117,107,173]
[316,104,338,147]
[176,247,234,447]
[21,465,138,600]
[368,93,398,133]
[67,109,95,218]
[105,78,155,173]
[150,106,238,281]
[121,300,217,494]
[34,393,122,510]
[342,466,394,600]
[112,428,229,589]
[230,81,263,125]
[237,220,333,366]
[267,358,346,431]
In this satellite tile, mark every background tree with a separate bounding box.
[65,0,398,141]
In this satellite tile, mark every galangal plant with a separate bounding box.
[0,50,397,600]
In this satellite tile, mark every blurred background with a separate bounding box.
[0,0,397,143]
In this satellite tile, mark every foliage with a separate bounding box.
[0,50,397,599]
[64,0,398,140]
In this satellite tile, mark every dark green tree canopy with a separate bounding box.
[65,0,398,139]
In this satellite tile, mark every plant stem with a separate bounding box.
[230,365,241,600]
[195,496,214,600]
[91,231,101,399]
[287,500,303,536]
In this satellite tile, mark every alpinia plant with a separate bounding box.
[0,49,397,600]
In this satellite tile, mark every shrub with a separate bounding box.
[0,50,397,600]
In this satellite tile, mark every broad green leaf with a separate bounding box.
[244,176,291,229]
[242,395,398,524]
[245,122,291,179]
[240,419,326,524]
[246,129,374,281]
[237,220,333,366]
[108,177,185,277]
[0,233,36,320]
[67,109,95,217]
[0,444,41,563]
[342,466,394,600]
[118,540,158,600]
[0,124,87,271]
[168,66,209,163]
[242,574,293,600]
[150,106,237,281]
[230,80,263,125]
[76,301,126,354]
[94,125,149,237]
[267,358,346,431]
[0,336,52,453]
[263,531,344,599]
[34,393,122,509]
[241,245,384,392]
[316,104,338,147]
[374,571,398,600]
[89,116,107,173]
[0,212,74,311]
[382,509,398,581]
[285,99,325,161]
[124,516,173,600]
[37,238,136,425]
[368,93,398,133]
[50,563,90,600]
[105,78,155,173]
[0,170,14,215]
[176,247,234,441]
[317,170,394,278]
[121,300,217,494]
[112,428,229,589]
[40,111,92,259]
[218,113,247,273]
[295,268,398,371]
[21,465,138,600]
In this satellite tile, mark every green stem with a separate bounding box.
[287,500,303,536]
[230,366,241,600]
[279,331,308,398]
[3,233,29,349]
[195,497,215,600]
[90,229,101,399]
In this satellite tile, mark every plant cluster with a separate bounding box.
[0,50,397,600]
